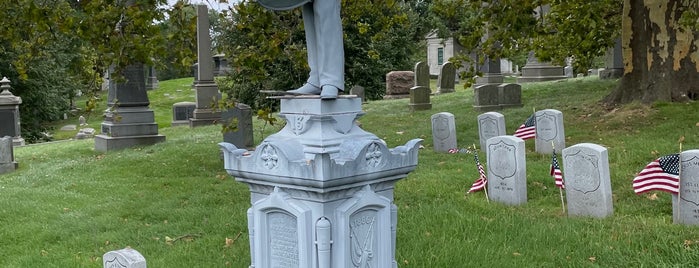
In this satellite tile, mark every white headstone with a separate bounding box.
[486,136,527,205]
[562,143,613,218]
[674,150,699,225]
[103,248,146,268]
[535,109,565,154]
[431,112,457,152]
[477,112,505,151]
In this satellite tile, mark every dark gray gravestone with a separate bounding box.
[600,38,624,79]
[103,248,146,268]
[487,135,527,205]
[0,77,24,146]
[349,85,365,103]
[535,109,565,154]
[145,65,158,91]
[0,136,15,174]
[436,62,455,94]
[414,61,430,88]
[562,143,613,218]
[473,84,499,111]
[431,112,456,152]
[189,5,221,127]
[171,102,196,126]
[498,83,522,109]
[95,64,165,151]
[222,103,254,149]
[409,62,432,111]
[673,150,699,225]
[477,112,505,151]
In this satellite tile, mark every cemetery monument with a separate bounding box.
[477,112,506,151]
[408,61,432,111]
[0,77,25,146]
[562,143,614,218]
[189,5,222,127]
[535,109,565,154]
[431,112,457,152]
[673,150,699,225]
[486,135,527,205]
[0,136,16,174]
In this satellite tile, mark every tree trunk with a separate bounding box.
[606,0,699,104]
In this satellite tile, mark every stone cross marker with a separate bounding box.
[535,109,565,154]
[477,112,505,151]
[0,136,15,174]
[486,135,527,205]
[673,150,699,225]
[431,112,457,152]
[562,143,613,218]
[103,248,146,268]
[436,62,456,94]
[409,62,432,111]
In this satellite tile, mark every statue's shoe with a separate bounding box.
[320,86,340,100]
[287,83,321,95]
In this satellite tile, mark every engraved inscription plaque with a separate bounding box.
[680,155,699,206]
[349,209,378,268]
[479,117,498,142]
[565,150,601,194]
[536,112,557,141]
[488,140,517,179]
[268,211,299,268]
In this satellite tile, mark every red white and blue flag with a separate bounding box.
[513,114,536,140]
[468,154,488,193]
[632,154,680,194]
[550,149,564,189]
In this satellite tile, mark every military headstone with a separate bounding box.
[103,248,146,268]
[0,77,25,146]
[222,103,254,149]
[431,112,457,152]
[384,71,414,99]
[436,62,456,94]
[562,143,613,218]
[0,136,15,174]
[171,102,196,127]
[535,109,565,154]
[673,150,699,225]
[477,112,505,151]
[486,136,527,205]
[473,84,499,111]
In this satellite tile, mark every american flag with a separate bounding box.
[550,149,564,189]
[632,154,680,194]
[513,113,536,140]
[468,153,488,193]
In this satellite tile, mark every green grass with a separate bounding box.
[4,76,699,267]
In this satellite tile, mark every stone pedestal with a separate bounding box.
[189,81,222,127]
[0,77,25,146]
[220,96,422,268]
[95,65,165,151]
[517,53,567,83]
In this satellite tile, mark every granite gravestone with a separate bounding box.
[190,5,222,127]
[562,143,613,218]
[94,64,166,151]
[349,85,365,103]
[436,62,456,94]
[222,103,254,150]
[0,136,15,174]
[171,102,196,127]
[477,112,505,151]
[517,52,567,83]
[498,83,523,109]
[409,62,432,111]
[145,65,158,91]
[473,84,499,111]
[103,248,146,268]
[673,150,699,225]
[535,109,565,154]
[600,38,624,79]
[431,112,457,152]
[220,96,422,268]
[0,77,24,146]
[384,71,414,99]
[486,136,527,205]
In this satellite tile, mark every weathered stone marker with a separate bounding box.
[673,150,699,225]
[562,143,613,218]
[189,4,222,127]
[0,136,16,174]
[220,96,422,268]
[221,102,254,150]
[436,62,456,94]
[409,61,432,111]
[0,77,24,146]
[103,248,146,268]
[431,112,457,152]
[477,112,505,151]
[486,135,527,205]
[535,109,565,154]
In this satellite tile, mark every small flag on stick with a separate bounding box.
[632,154,680,194]
[513,113,536,140]
[550,149,565,189]
[468,154,488,193]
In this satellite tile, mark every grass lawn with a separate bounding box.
[4,76,699,267]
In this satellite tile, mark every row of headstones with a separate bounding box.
[431,110,565,154]
[385,61,456,98]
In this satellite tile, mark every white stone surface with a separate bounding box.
[534,109,565,154]
[477,112,505,151]
[486,135,527,205]
[673,150,699,225]
[103,248,146,268]
[562,143,613,218]
[431,112,457,152]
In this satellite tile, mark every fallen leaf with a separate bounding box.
[647,193,658,200]
[588,256,596,262]
[225,237,234,247]
[396,131,404,135]
[695,122,699,127]
[165,236,174,245]
[513,252,522,256]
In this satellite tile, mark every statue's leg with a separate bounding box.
[288,3,321,95]
[313,0,344,99]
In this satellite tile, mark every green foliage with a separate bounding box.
[157,1,199,80]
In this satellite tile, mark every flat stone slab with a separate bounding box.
[60,124,77,131]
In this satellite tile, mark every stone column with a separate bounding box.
[189,4,222,127]
[94,64,165,151]
[0,77,24,146]
[220,96,422,268]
